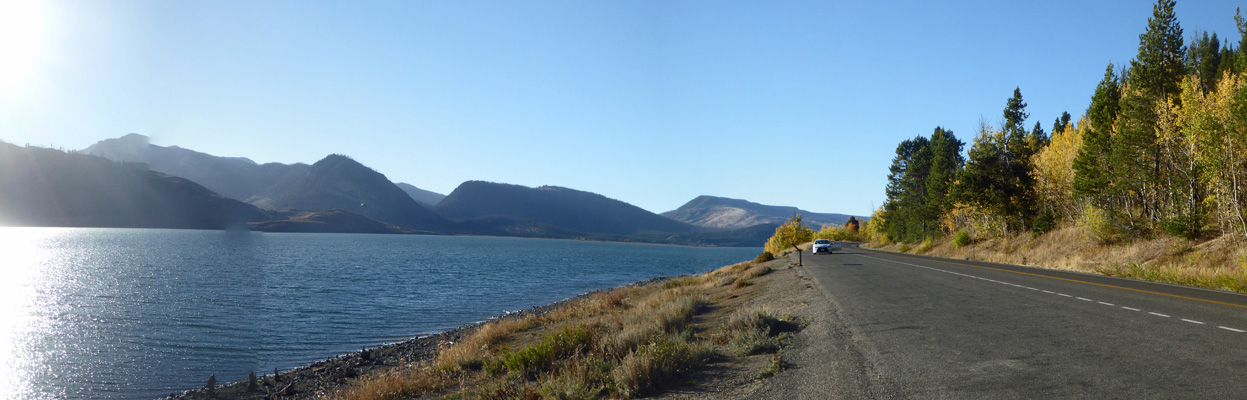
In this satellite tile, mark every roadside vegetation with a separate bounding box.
[322,257,801,399]
[863,0,1247,294]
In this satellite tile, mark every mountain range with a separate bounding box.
[1,135,866,246]
[662,195,860,229]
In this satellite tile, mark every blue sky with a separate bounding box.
[1,1,1243,217]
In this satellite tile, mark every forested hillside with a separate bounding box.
[869,1,1247,247]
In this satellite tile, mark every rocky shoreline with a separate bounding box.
[164,277,672,400]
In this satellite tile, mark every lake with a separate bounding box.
[0,228,761,399]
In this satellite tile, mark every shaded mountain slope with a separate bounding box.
[436,181,698,236]
[0,143,272,229]
[253,154,448,231]
[81,133,310,202]
[663,195,863,229]
[396,182,445,207]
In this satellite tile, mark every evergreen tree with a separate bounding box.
[1029,121,1049,152]
[1000,88,1039,228]
[1112,0,1186,229]
[1236,7,1247,73]
[954,124,1010,225]
[883,136,933,241]
[1074,64,1121,202]
[1188,30,1222,93]
[923,127,964,235]
[1052,111,1072,135]
[1130,0,1186,100]
[1217,45,1237,79]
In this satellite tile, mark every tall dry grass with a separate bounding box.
[873,225,1247,293]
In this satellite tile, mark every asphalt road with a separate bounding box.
[799,244,1247,399]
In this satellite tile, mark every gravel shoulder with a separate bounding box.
[657,256,875,399]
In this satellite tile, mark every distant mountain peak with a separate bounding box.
[663,195,863,230]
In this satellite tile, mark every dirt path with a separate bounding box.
[658,257,874,399]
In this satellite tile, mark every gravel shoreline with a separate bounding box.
[164,277,674,400]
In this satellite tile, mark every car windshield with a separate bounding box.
[815,239,831,244]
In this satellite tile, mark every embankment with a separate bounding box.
[168,254,831,399]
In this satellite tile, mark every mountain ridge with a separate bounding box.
[436,181,699,236]
[663,195,864,230]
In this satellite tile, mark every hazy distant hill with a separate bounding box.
[396,182,445,207]
[0,143,273,229]
[436,181,698,236]
[82,134,448,231]
[81,133,310,202]
[253,154,449,231]
[663,195,863,229]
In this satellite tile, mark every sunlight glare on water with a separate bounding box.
[0,227,59,399]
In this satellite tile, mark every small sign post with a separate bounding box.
[791,244,802,266]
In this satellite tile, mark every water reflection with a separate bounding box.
[0,227,61,399]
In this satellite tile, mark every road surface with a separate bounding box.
[787,243,1247,398]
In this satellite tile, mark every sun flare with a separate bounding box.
[0,0,50,91]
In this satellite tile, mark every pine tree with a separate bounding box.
[1113,0,1186,229]
[1029,121,1049,152]
[1130,0,1186,100]
[954,124,1010,225]
[923,127,964,235]
[1052,111,1072,135]
[1074,64,1121,203]
[883,136,933,241]
[1188,30,1222,93]
[1236,7,1247,73]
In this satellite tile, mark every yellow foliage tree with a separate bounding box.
[1033,116,1086,220]
[1179,72,1247,236]
[764,214,815,255]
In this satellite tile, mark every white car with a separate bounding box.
[812,239,842,254]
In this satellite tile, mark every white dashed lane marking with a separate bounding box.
[853,254,1246,336]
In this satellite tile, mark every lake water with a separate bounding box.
[0,228,760,399]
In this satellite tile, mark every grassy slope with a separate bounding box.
[324,257,800,400]
[870,227,1247,293]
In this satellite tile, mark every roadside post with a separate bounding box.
[791,244,802,266]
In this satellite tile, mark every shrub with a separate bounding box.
[661,276,699,289]
[1032,210,1058,238]
[725,307,783,355]
[1077,203,1117,245]
[952,231,972,248]
[611,336,713,398]
[754,251,775,263]
[915,237,935,253]
[501,325,596,380]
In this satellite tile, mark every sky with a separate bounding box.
[1,0,1243,217]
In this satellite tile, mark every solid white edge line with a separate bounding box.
[1219,326,1246,333]
[1149,312,1171,318]
[1181,319,1206,325]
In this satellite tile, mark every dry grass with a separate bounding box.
[872,226,1247,293]
[324,257,791,399]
